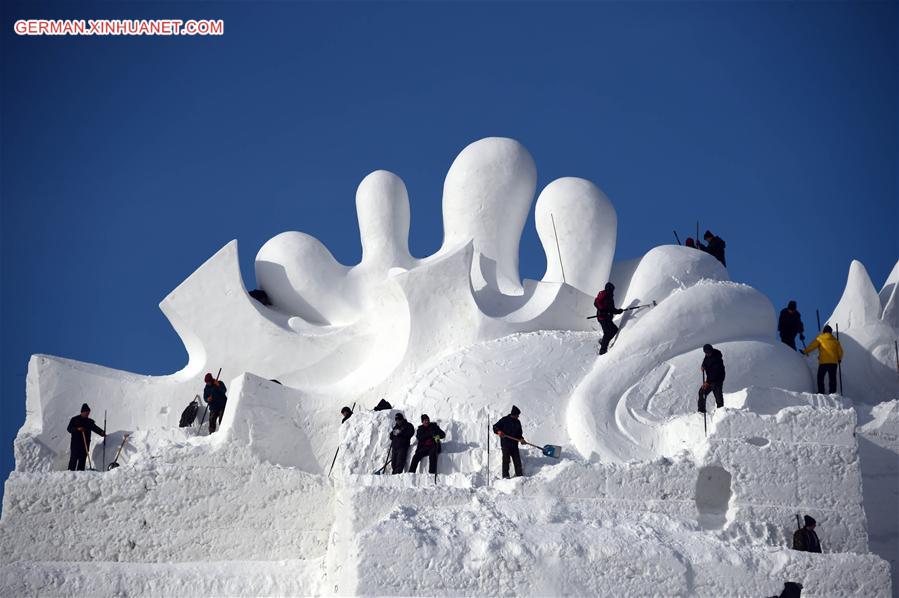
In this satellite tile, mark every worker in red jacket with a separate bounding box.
[594,282,624,355]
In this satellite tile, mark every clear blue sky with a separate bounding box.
[2,1,896,488]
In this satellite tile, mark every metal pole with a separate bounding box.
[486,417,490,487]
[550,213,566,285]
[816,309,821,332]
[894,340,898,374]
[673,231,681,246]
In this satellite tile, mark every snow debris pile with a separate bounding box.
[2,138,897,597]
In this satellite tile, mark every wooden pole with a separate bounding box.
[835,323,843,394]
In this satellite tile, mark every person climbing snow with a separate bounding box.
[340,406,353,423]
[492,405,525,478]
[792,515,822,553]
[698,344,726,413]
[698,230,726,267]
[778,300,805,350]
[389,412,415,474]
[202,373,228,434]
[803,325,843,394]
[594,282,624,355]
[408,414,445,475]
[66,403,105,471]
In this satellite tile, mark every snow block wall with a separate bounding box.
[1,138,896,597]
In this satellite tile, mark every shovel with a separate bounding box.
[506,436,561,459]
[107,435,129,471]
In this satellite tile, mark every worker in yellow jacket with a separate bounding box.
[803,325,844,394]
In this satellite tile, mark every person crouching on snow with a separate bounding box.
[203,373,228,434]
[66,403,105,471]
[408,414,445,474]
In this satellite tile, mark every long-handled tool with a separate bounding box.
[701,370,708,437]
[505,435,561,459]
[586,300,657,320]
[328,400,356,478]
[198,367,222,429]
[795,513,803,530]
[373,445,392,475]
[895,340,898,374]
[107,435,129,470]
[674,231,681,246]
[102,410,107,471]
[81,430,95,471]
[486,418,490,487]
[835,323,844,395]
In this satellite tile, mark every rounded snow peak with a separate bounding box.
[536,177,617,295]
[355,170,412,270]
[441,137,537,294]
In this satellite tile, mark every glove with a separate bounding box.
[519,437,526,444]
[615,308,624,315]
[433,435,441,442]
[497,431,504,437]
[701,382,710,391]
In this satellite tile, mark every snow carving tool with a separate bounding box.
[894,340,898,374]
[585,300,656,320]
[107,435,129,470]
[700,371,708,437]
[198,367,222,429]
[373,445,392,475]
[81,430,95,471]
[102,410,107,471]
[674,231,681,246]
[328,401,356,478]
[486,418,490,487]
[506,436,561,459]
[835,323,844,394]
[795,513,803,530]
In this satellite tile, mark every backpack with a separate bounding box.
[179,399,200,427]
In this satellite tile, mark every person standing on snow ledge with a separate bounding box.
[66,403,105,471]
[803,325,843,394]
[390,412,415,474]
[698,344,726,413]
[697,230,726,266]
[408,414,445,474]
[594,282,624,355]
[203,373,228,434]
[792,515,822,553]
[493,405,525,478]
[778,300,805,351]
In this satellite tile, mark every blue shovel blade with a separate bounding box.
[543,444,562,459]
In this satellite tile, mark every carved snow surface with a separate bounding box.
[1,139,895,596]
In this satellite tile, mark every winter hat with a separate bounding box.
[395,412,404,420]
[787,300,797,310]
[804,515,816,527]
[81,403,90,413]
[703,344,713,353]
[340,406,352,415]
[204,373,214,383]
[822,325,833,334]
[704,230,713,239]
[510,405,521,416]
[420,414,430,422]
[604,282,615,292]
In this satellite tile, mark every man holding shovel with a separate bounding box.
[492,405,525,478]
[66,403,105,471]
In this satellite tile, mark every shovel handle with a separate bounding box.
[505,435,540,449]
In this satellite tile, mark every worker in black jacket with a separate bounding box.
[792,515,822,553]
[492,405,525,478]
[698,230,726,267]
[777,301,805,351]
[698,344,726,413]
[66,403,105,471]
[203,373,228,434]
[408,414,446,474]
[389,413,415,474]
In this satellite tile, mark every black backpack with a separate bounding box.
[179,399,200,427]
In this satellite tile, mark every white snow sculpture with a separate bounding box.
[536,177,617,296]
[823,259,899,404]
[440,137,537,294]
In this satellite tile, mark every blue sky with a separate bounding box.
[1,1,896,486]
